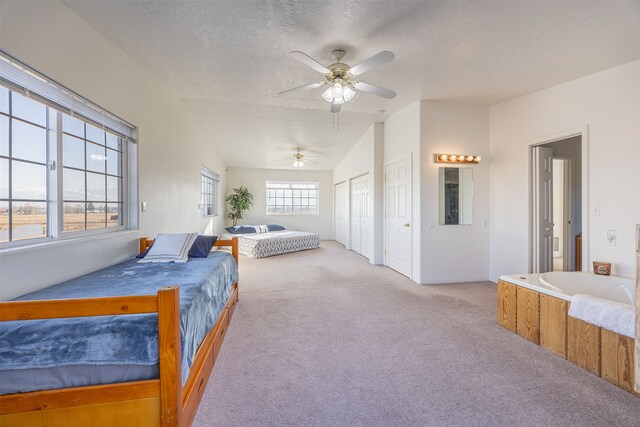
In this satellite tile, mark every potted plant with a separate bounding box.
[225,186,254,226]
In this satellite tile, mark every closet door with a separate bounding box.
[360,174,372,258]
[350,177,361,254]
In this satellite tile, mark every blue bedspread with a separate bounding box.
[0,252,238,384]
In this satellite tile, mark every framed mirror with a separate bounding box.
[438,167,473,225]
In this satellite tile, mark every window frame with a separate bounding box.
[0,90,133,250]
[200,166,219,218]
[265,180,319,216]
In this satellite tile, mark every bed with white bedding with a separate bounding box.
[219,230,319,258]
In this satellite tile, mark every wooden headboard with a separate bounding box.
[139,236,239,264]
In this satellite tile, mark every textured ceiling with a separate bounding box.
[62,0,640,170]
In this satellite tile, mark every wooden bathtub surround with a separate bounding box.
[498,278,637,397]
[601,329,635,393]
[567,316,601,375]
[0,237,240,427]
[516,287,540,344]
[497,280,517,333]
[539,294,568,359]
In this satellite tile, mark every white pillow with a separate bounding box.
[138,233,198,263]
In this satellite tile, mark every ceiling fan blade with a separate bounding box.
[277,82,325,96]
[354,81,396,99]
[349,51,394,76]
[330,103,341,113]
[290,51,330,74]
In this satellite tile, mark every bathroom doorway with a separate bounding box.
[531,134,584,273]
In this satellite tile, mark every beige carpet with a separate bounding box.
[193,241,640,426]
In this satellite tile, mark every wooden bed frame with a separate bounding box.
[0,237,239,427]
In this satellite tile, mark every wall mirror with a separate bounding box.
[438,167,473,225]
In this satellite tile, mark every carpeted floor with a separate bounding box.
[193,241,640,426]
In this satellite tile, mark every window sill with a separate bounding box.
[0,229,138,255]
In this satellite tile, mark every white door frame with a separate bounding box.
[383,154,412,277]
[529,126,589,272]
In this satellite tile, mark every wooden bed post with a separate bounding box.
[139,237,149,254]
[158,286,182,427]
[231,237,238,265]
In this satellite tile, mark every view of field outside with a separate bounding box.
[0,203,121,242]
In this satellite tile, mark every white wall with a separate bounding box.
[490,59,640,280]
[0,0,227,300]
[332,123,384,264]
[420,101,490,283]
[225,168,333,240]
[383,102,422,282]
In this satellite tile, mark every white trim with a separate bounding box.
[0,229,137,255]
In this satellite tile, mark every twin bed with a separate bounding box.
[0,237,239,427]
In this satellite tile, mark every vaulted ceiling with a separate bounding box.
[63,0,640,170]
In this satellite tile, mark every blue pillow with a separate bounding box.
[266,224,286,231]
[188,235,218,258]
[225,225,256,234]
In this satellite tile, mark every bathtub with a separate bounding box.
[500,271,635,305]
[497,271,637,396]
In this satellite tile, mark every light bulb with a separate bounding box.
[474,156,481,162]
[457,155,465,161]
[466,155,473,161]
[343,85,355,102]
[322,87,334,103]
[440,154,448,161]
[333,97,345,105]
[333,82,343,96]
[293,159,304,168]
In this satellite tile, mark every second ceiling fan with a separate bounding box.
[278,49,396,113]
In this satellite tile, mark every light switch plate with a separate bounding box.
[591,205,600,216]
[141,201,147,212]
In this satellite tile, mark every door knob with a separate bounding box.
[404,223,411,227]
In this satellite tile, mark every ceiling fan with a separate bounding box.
[276,148,318,168]
[278,49,396,113]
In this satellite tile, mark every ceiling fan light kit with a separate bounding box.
[279,48,397,114]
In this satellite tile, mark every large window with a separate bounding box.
[0,52,135,247]
[201,166,219,217]
[266,181,318,215]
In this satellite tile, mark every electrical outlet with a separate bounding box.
[591,205,600,216]
[606,229,616,246]
[141,201,147,212]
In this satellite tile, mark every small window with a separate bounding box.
[266,181,319,215]
[201,166,219,217]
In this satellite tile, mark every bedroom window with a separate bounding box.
[266,181,319,215]
[0,51,137,247]
[201,166,219,217]
[62,115,124,232]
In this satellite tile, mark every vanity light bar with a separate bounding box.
[434,153,481,164]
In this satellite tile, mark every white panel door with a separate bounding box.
[385,158,412,277]
[360,174,372,258]
[533,146,554,273]
[350,177,361,254]
[334,182,347,246]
